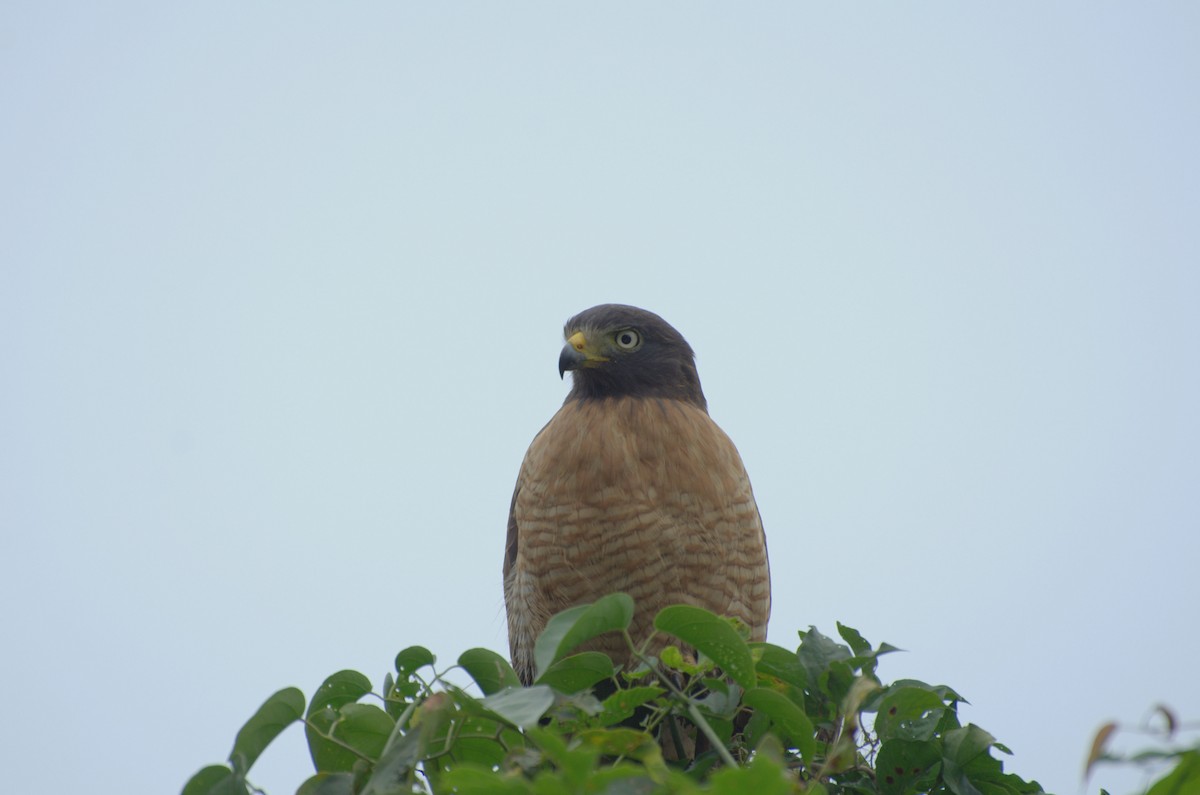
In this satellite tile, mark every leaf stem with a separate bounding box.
[686,701,738,769]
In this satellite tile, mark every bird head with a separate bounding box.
[558,304,707,410]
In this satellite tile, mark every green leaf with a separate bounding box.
[590,769,684,794]
[181,765,246,795]
[797,627,851,690]
[360,720,426,795]
[594,686,664,727]
[751,643,807,690]
[305,670,374,772]
[1147,752,1200,795]
[575,728,659,760]
[653,605,756,690]
[943,725,998,795]
[837,623,872,656]
[228,687,304,775]
[661,645,703,675]
[742,687,816,762]
[708,748,793,795]
[431,690,519,768]
[296,772,356,795]
[895,679,965,706]
[481,685,556,728]
[694,713,735,750]
[458,648,522,695]
[333,703,394,761]
[534,652,614,693]
[824,660,856,704]
[836,624,901,679]
[394,646,435,674]
[875,686,947,743]
[944,724,996,766]
[876,740,942,795]
[533,594,634,677]
[527,726,603,788]
[307,670,373,717]
[740,706,772,750]
[697,680,741,721]
[435,708,515,768]
[439,766,535,795]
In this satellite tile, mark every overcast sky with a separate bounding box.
[2,4,1198,794]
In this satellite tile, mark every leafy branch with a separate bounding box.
[1085,705,1200,795]
[185,594,1050,795]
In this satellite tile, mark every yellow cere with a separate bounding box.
[566,330,609,364]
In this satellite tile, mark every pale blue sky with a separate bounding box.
[2,4,1198,794]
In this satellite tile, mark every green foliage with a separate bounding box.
[1086,706,1200,795]
[184,595,1048,795]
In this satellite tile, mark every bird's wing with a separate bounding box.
[503,480,520,586]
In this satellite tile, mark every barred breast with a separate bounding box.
[504,396,771,684]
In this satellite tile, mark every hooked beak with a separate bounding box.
[558,331,607,378]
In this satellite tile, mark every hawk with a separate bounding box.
[504,304,771,685]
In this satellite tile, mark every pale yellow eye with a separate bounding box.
[614,329,641,350]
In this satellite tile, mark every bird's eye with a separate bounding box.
[614,329,641,350]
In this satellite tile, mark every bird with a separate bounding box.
[504,304,771,685]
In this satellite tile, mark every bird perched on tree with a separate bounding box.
[504,304,771,685]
